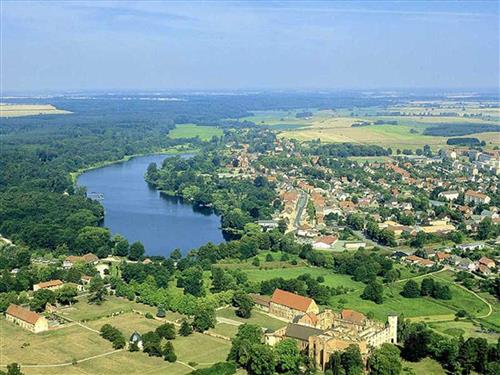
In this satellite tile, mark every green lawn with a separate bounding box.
[329,275,490,323]
[216,307,286,331]
[209,322,240,338]
[169,124,223,141]
[0,319,112,366]
[428,320,500,343]
[243,266,364,290]
[402,358,446,375]
[60,295,156,321]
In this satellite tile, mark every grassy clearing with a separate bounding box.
[428,320,500,343]
[329,274,489,322]
[60,295,156,321]
[242,266,364,290]
[169,124,223,140]
[402,358,446,375]
[85,312,162,337]
[0,319,111,366]
[217,307,286,331]
[209,322,240,338]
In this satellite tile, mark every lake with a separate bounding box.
[77,154,225,256]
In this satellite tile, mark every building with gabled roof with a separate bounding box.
[269,289,319,321]
[5,304,48,333]
[33,279,64,292]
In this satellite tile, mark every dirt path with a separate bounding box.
[0,350,123,368]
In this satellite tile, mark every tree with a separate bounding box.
[341,344,363,375]
[179,320,193,336]
[142,331,162,357]
[1,363,23,375]
[56,285,78,305]
[402,324,432,361]
[30,289,56,312]
[163,341,177,363]
[128,241,145,261]
[156,305,166,318]
[228,324,262,366]
[477,217,493,240]
[419,277,434,296]
[432,283,451,300]
[275,338,302,373]
[192,305,216,332]
[248,343,276,375]
[88,275,106,305]
[233,291,254,319]
[211,267,235,293]
[368,344,402,375]
[113,235,129,257]
[401,280,421,298]
[361,281,384,304]
[75,227,111,255]
[156,323,176,340]
[181,267,205,297]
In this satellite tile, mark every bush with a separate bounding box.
[145,312,154,319]
[189,362,237,375]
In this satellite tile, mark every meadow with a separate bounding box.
[0,297,231,375]
[168,124,223,141]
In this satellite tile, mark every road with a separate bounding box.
[293,190,308,228]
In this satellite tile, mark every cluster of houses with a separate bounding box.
[251,289,397,371]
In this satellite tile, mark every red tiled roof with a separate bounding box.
[35,279,63,289]
[341,309,366,324]
[314,235,338,245]
[6,304,41,325]
[271,289,314,312]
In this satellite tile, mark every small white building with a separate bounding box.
[438,190,459,201]
[313,235,338,250]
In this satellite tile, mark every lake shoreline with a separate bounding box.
[70,147,199,184]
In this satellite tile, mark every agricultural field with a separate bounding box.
[0,103,71,117]
[243,107,499,150]
[168,124,223,141]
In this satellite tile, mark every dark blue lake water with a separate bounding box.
[77,154,224,256]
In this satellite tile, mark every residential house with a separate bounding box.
[438,190,459,201]
[464,190,491,205]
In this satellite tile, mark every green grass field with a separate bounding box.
[169,124,223,141]
[402,358,446,375]
[216,307,286,331]
[427,320,500,343]
[242,266,364,290]
[59,296,157,321]
[0,319,112,366]
[329,273,490,322]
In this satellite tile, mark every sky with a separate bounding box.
[1,1,499,92]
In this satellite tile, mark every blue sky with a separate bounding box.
[1,1,498,92]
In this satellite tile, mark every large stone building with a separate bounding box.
[5,304,49,333]
[269,289,319,320]
[264,290,397,371]
[464,190,491,205]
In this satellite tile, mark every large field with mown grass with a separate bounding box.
[0,296,231,375]
[168,124,223,141]
[243,108,499,150]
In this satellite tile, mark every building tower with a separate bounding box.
[388,314,398,345]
